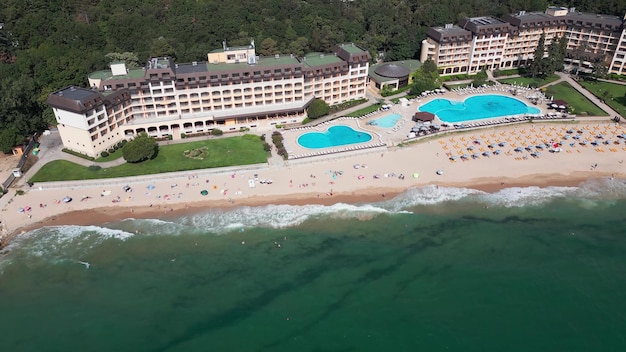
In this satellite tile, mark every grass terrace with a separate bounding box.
[31,135,268,182]
[578,80,626,117]
[95,148,123,162]
[497,74,560,88]
[544,82,607,116]
[344,104,382,117]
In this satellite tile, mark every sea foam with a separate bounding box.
[0,225,134,271]
[2,178,625,261]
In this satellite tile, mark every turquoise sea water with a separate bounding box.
[420,95,541,122]
[297,125,372,149]
[368,113,402,128]
[2,179,626,351]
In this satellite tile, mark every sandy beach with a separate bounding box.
[1,119,625,246]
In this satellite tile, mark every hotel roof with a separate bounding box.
[427,25,473,42]
[459,16,511,34]
[300,52,344,68]
[47,86,128,114]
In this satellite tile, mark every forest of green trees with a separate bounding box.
[0,0,624,152]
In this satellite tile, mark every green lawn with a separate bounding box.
[31,135,268,182]
[544,82,607,116]
[95,148,123,162]
[345,104,382,117]
[497,74,560,88]
[578,80,626,117]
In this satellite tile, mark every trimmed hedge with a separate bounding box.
[271,131,288,159]
[62,148,95,161]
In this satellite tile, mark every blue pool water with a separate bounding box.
[367,113,402,128]
[297,125,372,149]
[420,95,541,123]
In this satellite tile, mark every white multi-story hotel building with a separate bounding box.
[421,7,625,76]
[47,42,370,158]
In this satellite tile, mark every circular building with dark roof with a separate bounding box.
[374,63,411,79]
[368,60,422,93]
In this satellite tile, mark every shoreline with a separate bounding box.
[2,120,625,248]
[5,172,610,246]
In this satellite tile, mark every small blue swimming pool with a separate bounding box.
[367,113,402,128]
[419,95,541,123]
[297,125,372,149]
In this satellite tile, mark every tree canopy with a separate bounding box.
[122,133,157,163]
[307,99,330,119]
[0,0,623,152]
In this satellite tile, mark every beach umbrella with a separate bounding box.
[63,196,72,203]
[482,151,491,157]
[494,149,502,155]
[101,190,112,196]
[436,169,444,175]
[147,184,155,190]
[514,147,523,152]
[498,142,507,147]
[412,173,420,179]
[467,146,475,151]
[358,175,365,180]
[596,134,604,139]
[449,156,459,161]
[471,153,480,159]
[18,207,24,213]
[566,129,574,134]
[200,190,208,196]
[525,146,533,151]
[488,143,496,149]
[461,154,469,159]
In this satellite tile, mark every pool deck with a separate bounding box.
[282,84,568,161]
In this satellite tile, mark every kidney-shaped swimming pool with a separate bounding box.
[419,95,541,123]
[297,125,372,149]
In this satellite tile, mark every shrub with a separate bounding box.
[181,133,187,139]
[15,189,25,196]
[270,131,287,159]
[263,142,272,152]
[211,128,223,136]
[87,165,102,171]
[100,151,109,158]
